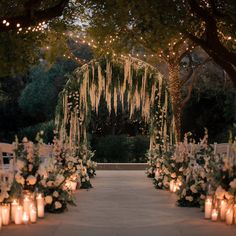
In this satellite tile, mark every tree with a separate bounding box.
[78,0,235,85]
[75,0,235,140]
[0,0,81,77]
[18,59,78,121]
[0,0,69,32]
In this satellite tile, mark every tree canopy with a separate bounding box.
[79,0,236,86]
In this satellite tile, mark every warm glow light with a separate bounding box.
[22,212,29,224]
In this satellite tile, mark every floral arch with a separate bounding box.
[55,56,176,155]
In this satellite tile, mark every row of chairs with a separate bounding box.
[0,143,53,182]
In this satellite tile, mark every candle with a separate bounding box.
[234,205,236,224]
[36,194,44,218]
[22,211,29,224]
[0,206,2,230]
[70,181,77,191]
[172,184,177,193]
[1,204,10,225]
[220,199,228,221]
[204,196,213,219]
[15,206,23,225]
[30,205,37,223]
[226,208,234,225]
[169,180,175,192]
[23,195,31,217]
[211,209,218,221]
[11,199,19,222]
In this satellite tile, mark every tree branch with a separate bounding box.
[0,0,69,32]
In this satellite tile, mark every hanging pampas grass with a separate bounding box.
[56,56,174,148]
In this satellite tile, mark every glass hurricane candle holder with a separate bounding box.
[211,209,218,222]
[0,205,2,230]
[29,204,37,223]
[36,193,44,218]
[226,207,234,225]
[14,205,23,225]
[1,204,10,225]
[204,196,213,219]
[169,180,175,192]
[220,199,228,221]
[22,211,29,225]
[11,199,19,222]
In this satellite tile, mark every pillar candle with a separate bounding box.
[23,196,31,217]
[211,209,218,221]
[11,199,19,222]
[0,206,2,230]
[70,182,77,191]
[22,212,29,225]
[172,183,177,193]
[234,204,236,224]
[204,196,212,219]
[220,199,228,221]
[36,194,44,218]
[169,180,175,192]
[1,204,10,225]
[226,208,234,225]
[14,206,23,225]
[30,205,37,223]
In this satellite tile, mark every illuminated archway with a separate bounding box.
[55,56,175,155]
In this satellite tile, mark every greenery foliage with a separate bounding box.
[91,135,149,163]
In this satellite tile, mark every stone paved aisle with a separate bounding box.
[1,171,236,236]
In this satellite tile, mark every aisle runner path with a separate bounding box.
[2,171,236,236]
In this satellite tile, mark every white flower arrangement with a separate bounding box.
[14,134,42,193]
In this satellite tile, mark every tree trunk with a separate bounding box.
[168,64,182,142]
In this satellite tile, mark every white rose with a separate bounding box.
[15,173,25,185]
[26,175,37,185]
[47,181,54,187]
[185,196,193,202]
[200,194,206,200]
[171,173,176,178]
[53,191,59,198]
[22,137,28,143]
[190,185,197,193]
[45,195,53,204]
[28,164,33,172]
[40,179,47,187]
[55,201,62,209]
[229,179,236,189]
[55,174,65,186]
